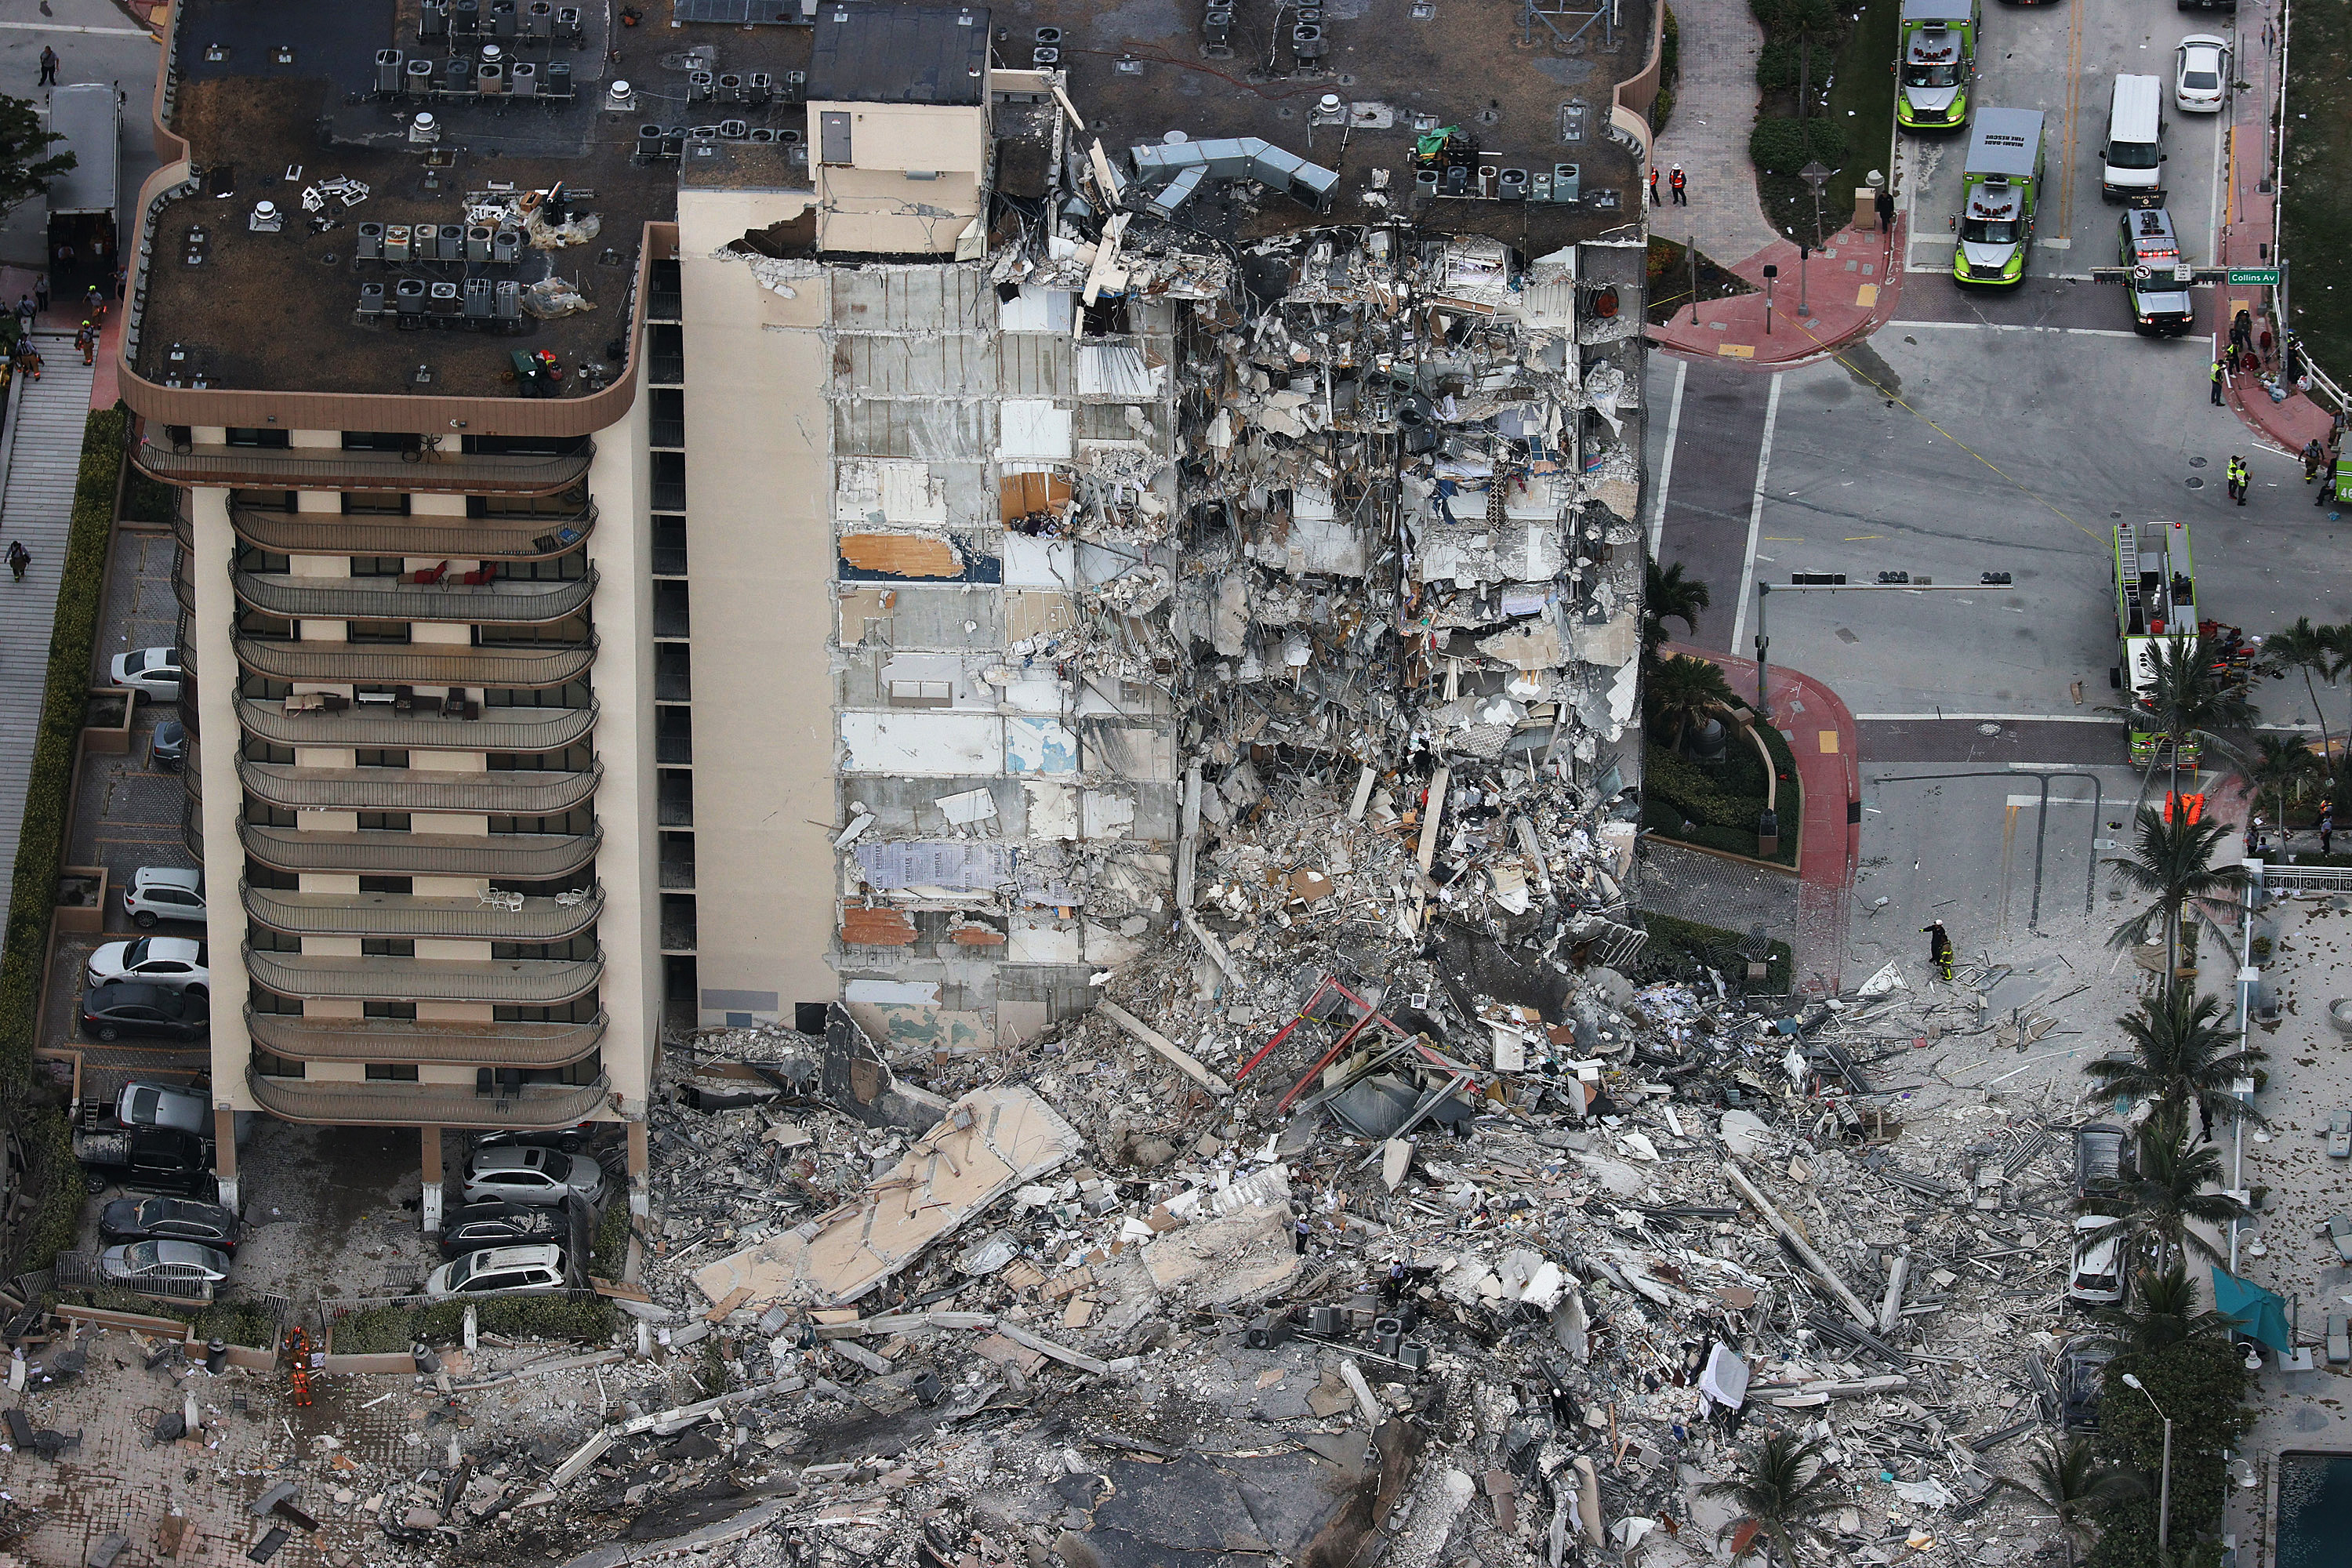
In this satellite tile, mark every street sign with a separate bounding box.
[2227,267,2280,286]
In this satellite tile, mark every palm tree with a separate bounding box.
[2258,617,2340,766]
[1644,561,1713,658]
[1646,653,1739,753]
[2235,731,2321,845]
[2074,1106,2249,1271]
[1993,1439,2143,1568]
[2103,806,2248,973]
[2085,984,2267,1140]
[2103,637,2258,808]
[1697,1431,1846,1568]
[2084,1262,2230,1356]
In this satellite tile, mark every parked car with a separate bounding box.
[98,1195,239,1254]
[109,646,183,702]
[437,1200,567,1261]
[2074,1122,2130,1196]
[98,1239,231,1290]
[86,936,209,996]
[124,866,205,927]
[116,1080,209,1134]
[474,1125,597,1156]
[2332,1110,2352,1160]
[73,1123,212,1196]
[149,719,187,771]
[81,982,209,1044]
[2069,1214,2127,1306]
[424,1243,573,1301]
[2059,1336,2115,1430]
[460,1146,604,1207]
[2174,34,2230,112]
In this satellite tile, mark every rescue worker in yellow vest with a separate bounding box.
[2227,454,2249,506]
[2211,358,2225,405]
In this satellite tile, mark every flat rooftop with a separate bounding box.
[131,0,1649,404]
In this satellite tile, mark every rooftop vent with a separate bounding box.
[249,200,284,233]
[408,111,441,145]
[606,79,637,111]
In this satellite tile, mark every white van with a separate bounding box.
[2102,74,2166,201]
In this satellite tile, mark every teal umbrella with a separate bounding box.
[2211,1267,2291,1353]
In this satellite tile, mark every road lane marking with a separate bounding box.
[1729,373,1784,655]
[0,21,157,35]
[2059,0,2085,245]
[1857,712,2115,723]
[1647,356,1687,558]
[1889,319,2144,339]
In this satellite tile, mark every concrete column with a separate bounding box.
[626,1118,650,1218]
[419,1126,443,1232]
[212,1104,239,1211]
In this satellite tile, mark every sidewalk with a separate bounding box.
[1660,641,1863,992]
[1647,0,1783,267]
[1646,220,1906,368]
[2216,0,2332,454]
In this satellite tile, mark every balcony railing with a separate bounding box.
[232,635,597,689]
[245,946,604,1006]
[241,881,603,942]
[238,820,601,879]
[235,697,598,753]
[247,1068,612,1127]
[237,758,601,816]
[245,1007,607,1067]
[232,568,597,626]
[133,441,595,495]
[229,504,597,563]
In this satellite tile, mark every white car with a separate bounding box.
[460,1146,604,1207]
[2068,1214,2126,1306]
[85,937,210,996]
[99,1239,232,1290]
[2175,34,2230,112]
[109,646,183,702]
[117,1081,209,1135]
[124,866,205,929]
[425,1243,573,1300]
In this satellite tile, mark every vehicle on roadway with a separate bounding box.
[2100,74,2167,203]
[1952,108,2043,287]
[2173,34,2230,112]
[2118,205,2196,336]
[1896,0,1978,132]
[2111,521,2201,768]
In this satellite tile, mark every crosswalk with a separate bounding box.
[0,334,99,875]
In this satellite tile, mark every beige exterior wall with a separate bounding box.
[586,391,659,1115]
[194,486,256,1116]
[808,100,985,255]
[676,189,840,1025]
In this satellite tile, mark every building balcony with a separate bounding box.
[232,635,597,690]
[231,568,597,626]
[245,946,602,1007]
[236,758,601,816]
[235,697,598,753]
[245,1007,607,1067]
[246,1068,613,1127]
[133,441,594,495]
[241,881,602,942]
[229,503,597,563]
[238,820,601,880]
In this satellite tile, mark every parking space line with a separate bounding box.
[1729,374,1784,655]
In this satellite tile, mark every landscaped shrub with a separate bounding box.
[1749,116,1850,174]
[331,1293,618,1356]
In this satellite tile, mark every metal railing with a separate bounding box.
[229,503,597,563]
[241,881,603,942]
[232,634,597,689]
[51,1250,215,1303]
[237,820,602,879]
[235,696,599,753]
[231,567,597,626]
[247,1069,612,1128]
[236,758,601,816]
[244,945,604,1007]
[245,1007,607,1067]
[132,440,595,495]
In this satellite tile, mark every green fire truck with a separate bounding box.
[1896,0,1978,132]
[2112,520,2199,768]
[1952,108,2043,287]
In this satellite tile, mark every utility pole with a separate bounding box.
[1754,581,1773,721]
[2122,1374,2173,1550]
[1687,231,1699,326]
[1762,263,1777,334]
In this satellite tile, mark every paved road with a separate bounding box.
[1893,0,2239,292]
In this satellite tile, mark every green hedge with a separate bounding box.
[1641,720,1803,867]
[49,1288,279,1350]
[1749,116,1850,174]
[1756,36,1806,92]
[1636,910,1795,993]
[332,1293,619,1356]
[590,1199,630,1281]
[0,408,125,1088]
[1650,6,1680,136]
[17,1108,84,1274]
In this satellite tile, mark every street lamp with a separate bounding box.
[1762,264,1778,335]
[2121,1373,2172,1550]
[1798,160,1834,252]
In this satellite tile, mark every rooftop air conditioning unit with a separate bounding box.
[438,223,466,258]
[420,0,449,40]
[430,280,463,315]
[489,0,517,38]
[358,282,387,316]
[377,49,405,93]
[510,60,537,96]
[718,73,745,103]
[544,60,572,97]
[463,278,495,318]
[356,221,384,260]
[747,127,779,144]
[384,223,414,261]
[555,6,583,42]
[718,118,749,139]
[466,224,494,261]
[524,2,554,38]
[452,0,480,33]
[688,71,713,104]
[395,277,428,318]
[405,57,436,93]
[745,71,774,104]
[491,227,523,263]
